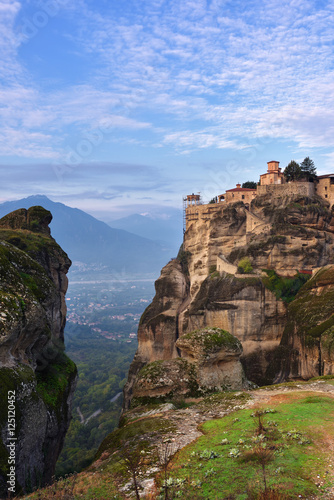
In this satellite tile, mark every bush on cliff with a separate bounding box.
[237,257,253,274]
[262,269,310,303]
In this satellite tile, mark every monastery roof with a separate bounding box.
[225,187,257,192]
[317,174,334,179]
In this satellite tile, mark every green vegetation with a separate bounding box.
[0,364,35,476]
[262,269,310,303]
[0,227,65,263]
[283,157,316,183]
[97,417,176,457]
[300,157,317,181]
[237,257,253,274]
[177,246,191,275]
[242,181,257,189]
[182,327,241,353]
[283,160,302,182]
[282,266,334,348]
[165,393,334,499]
[56,329,137,476]
[36,352,77,411]
[132,358,201,406]
[137,360,164,383]
[208,264,216,274]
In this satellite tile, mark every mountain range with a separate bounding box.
[107,212,182,254]
[0,195,179,276]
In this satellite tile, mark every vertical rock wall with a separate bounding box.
[0,207,77,498]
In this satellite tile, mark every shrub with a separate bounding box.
[209,264,217,274]
[262,269,310,303]
[237,257,253,274]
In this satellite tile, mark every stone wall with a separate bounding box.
[185,203,220,228]
[315,178,334,207]
[246,210,271,234]
[224,190,256,204]
[216,254,238,274]
[257,181,315,198]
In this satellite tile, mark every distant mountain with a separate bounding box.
[0,195,173,275]
[108,212,183,256]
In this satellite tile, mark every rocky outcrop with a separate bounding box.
[123,260,188,408]
[124,194,334,409]
[176,328,246,391]
[131,328,246,405]
[178,273,286,384]
[0,207,76,498]
[277,265,334,381]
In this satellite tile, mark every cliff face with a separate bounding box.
[278,265,334,381]
[0,207,76,498]
[124,194,334,409]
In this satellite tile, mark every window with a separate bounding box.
[242,195,245,200]
[325,186,328,190]
[325,194,328,198]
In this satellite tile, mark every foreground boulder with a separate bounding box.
[131,328,247,406]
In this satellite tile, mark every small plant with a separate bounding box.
[158,441,176,500]
[253,410,267,435]
[242,445,274,492]
[204,467,217,477]
[209,264,217,274]
[228,447,240,458]
[199,449,220,459]
[119,441,143,500]
[237,257,253,274]
[177,247,192,275]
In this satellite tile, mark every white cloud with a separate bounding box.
[0,0,334,159]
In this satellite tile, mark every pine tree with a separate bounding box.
[300,157,316,180]
[283,161,302,182]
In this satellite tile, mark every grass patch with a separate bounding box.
[164,393,334,499]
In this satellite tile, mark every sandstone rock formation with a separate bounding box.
[0,207,76,498]
[124,193,334,409]
[278,265,334,381]
[131,328,246,406]
[176,327,246,391]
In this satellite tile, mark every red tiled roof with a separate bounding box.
[225,187,257,192]
[317,174,334,179]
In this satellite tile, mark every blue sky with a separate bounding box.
[1,0,334,220]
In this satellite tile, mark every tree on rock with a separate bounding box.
[300,157,316,181]
[283,161,302,182]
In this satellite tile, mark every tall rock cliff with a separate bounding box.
[0,207,76,498]
[278,264,334,381]
[124,193,334,409]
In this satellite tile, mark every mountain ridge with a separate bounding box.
[0,196,175,275]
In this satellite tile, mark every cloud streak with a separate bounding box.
[0,0,333,214]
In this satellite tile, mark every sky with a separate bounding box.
[0,0,334,221]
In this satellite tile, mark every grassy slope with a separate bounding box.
[23,380,334,500]
[166,391,334,499]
